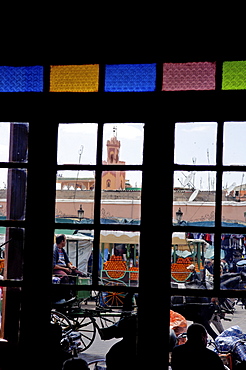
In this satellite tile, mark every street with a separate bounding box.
[79,300,246,364]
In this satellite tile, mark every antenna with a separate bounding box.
[225,182,236,197]
[78,145,84,164]
[189,188,199,201]
[239,173,245,202]
[207,148,211,192]
[113,126,117,138]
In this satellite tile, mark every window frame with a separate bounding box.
[0,64,246,368]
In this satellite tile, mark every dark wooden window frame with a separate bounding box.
[0,62,245,367]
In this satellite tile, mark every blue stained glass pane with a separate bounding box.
[0,66,44,92]
[105,64,156,92]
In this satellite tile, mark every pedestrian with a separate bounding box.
[186,263,200,282]
[53,234,86,278]
[171,323,225,370]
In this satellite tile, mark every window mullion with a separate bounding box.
[92,122,103,286]
[214,120,224,291]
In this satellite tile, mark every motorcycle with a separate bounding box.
[212,326,246,370]
[60,328,83,357]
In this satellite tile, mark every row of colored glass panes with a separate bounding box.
[0,61,246,92]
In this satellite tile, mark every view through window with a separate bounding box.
[171,121,246,368]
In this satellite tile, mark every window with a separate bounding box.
[1,60,246,369]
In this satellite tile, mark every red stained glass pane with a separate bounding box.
[162,62,216,91]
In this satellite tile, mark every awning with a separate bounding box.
[100,230,140,244]
[172,232,187,245]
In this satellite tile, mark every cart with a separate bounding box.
[171,232,207,283]
[51,287,136,352]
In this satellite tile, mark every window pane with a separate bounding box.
[223,122,246,165]
[163,62,216,91]
[0,66,43,92]
[50,65,99,92]
[0,168,27,221]
[52,232,93,305]
[100,230,140,292]
[222,61,246,90]
[171,232,214,289]
[58,123,98,165]
[1,227,24,280]
[101,171,142,224]
[174,122,217,165]
[105,64,156,92]
[221,233,246,290]
[173,171,216,226]
[0,122,28,163]
[222,171,246,225]
[103,123,144,165]
[56,171,95,221]
[171,295,236,341]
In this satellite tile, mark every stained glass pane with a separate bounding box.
[222,61,246,90]
[50,65,99,92]
[162,62,216,91]
[0,66,43,92]
[104,64,156,92]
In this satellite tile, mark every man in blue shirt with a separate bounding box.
[53,234,85,277]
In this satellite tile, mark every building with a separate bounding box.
[56,130,126,192]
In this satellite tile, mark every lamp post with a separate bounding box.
[77,204,84,221]
[176,207,183,224]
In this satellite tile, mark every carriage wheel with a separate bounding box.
[72,316,97,352]
[50,310,72,333]
[98,280,126,308]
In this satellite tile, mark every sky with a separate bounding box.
[174,122,246,191]
[56,122,144,188]
[1,121,246,191]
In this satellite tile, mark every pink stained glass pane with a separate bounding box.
[162,62,216,91]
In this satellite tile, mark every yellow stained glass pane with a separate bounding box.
[50,65,99,92]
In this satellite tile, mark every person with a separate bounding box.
[101,314,137,370]
[171,323,225,370]
[187,263,200,282]
[62,357,89,370]
[53,234,85,277]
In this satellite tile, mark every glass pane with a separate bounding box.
[171,295,236,341]
[221,233,246,290]
[171,231,214,289]
[222,61,246,90]
[0,168,27,221]
[0,66,43,92]
[222,171,246,225]
[104,64,156,92]
[1,227,24,280]
[0,122,28,163]
[223,122,246,165]
[173,171,216,226]
[50,65,99,92]
[103,123,144,165]
[56,171,95,221]
[52,232,93,307]
[58,123,98,165]
[101,171,142,224]
[100,230,140,291]
[163,62,216,91]
[174,122,217,165]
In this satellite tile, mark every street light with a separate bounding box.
[176,207,183,224]
[77,204,84,221]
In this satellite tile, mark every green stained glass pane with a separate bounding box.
[222,61,246,90]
